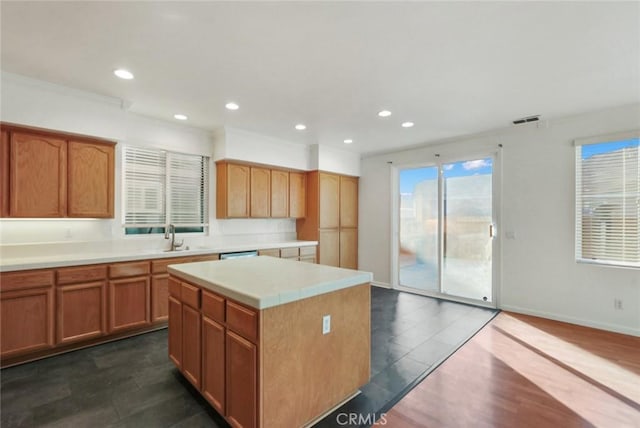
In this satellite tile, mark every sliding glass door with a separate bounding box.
[397,157,495,305]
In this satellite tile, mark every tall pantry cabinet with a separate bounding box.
[297,171,358,269]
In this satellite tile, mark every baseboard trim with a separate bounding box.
[500,304,639,337]
[371,281,391,289]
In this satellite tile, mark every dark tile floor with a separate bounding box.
[0,287,496,428]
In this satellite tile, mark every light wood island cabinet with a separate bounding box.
[168,257,371,428]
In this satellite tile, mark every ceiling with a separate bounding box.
[1,2,639,155]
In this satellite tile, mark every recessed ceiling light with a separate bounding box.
[401,122,414,128]
[343,139,353,144]
[113,69,134,80]
[378,110,392,118]
[174,114,188,120]
[295,124,307,131]
[225,102,239,110]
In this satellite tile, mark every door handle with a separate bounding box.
[489,224,494,238]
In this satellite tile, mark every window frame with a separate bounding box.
[574,130,639,269]
[122,145,210,236]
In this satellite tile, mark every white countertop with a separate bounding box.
[168,257,372,309]
[0,240,317,272]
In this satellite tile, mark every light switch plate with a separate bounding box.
[322,315,331,335]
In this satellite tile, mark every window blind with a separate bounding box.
[167,152,209,227]
[124,146,166,227]
[575,133,639,267]
[123,146,209,231]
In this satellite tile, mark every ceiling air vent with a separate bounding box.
[512,115,540,125]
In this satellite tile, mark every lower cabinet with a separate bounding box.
[168,295,182,368]
[182,303,201,388]
[0,286,54,357]
[57,281,107,344]
[169,275,259,428]
[202,316,226,414]
[151,274,169,322]
[319,229,340,267]
[108,276,150,333]
[226,330,258,428]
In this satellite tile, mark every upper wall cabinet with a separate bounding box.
[216,161,250,218]
[250,167,271,218]
[11,131,67,218]
[216,160,306,219]
[289,171,306,218]
[68,141,114,218]
[0,123,116,218]
[1,130,11,218]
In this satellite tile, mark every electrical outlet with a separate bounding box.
[614,299,623,310]
[322,315,331,335]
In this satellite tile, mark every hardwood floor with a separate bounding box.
[377,312,640,428]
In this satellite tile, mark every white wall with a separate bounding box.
[360,104,640,336]
[0,72,296,248]
[213,127,312,170]
[310,144,361,177]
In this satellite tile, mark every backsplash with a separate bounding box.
[0,218,298,258]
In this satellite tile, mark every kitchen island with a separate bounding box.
[167,256,372,428]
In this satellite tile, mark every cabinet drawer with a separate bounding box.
[151,258,183,274]
[299,255,316,264]
[258,248,280,257]
[57,265,107,285]
[202,290,225,323]
[1,269,54,292]
[168,277,181,298]
[109,261,150,278]
[226,301,258,342]
[279,247,299,258]
[299,246,316,256]
[181,282,200,309]
[190,254,220,262]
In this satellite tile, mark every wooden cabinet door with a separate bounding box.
[270,169,289,218]
[182,304,201,389]
[226,330,257,428]
[319,172,340,228]
[1,287,54,358]
[168,295,182,368]
[340,228,358,269]
[57,281,107,345]
[108,276,150,333]
[340,176,358,228]
[10,132,67,217]
[250,166,270,218]
[151,274,169,322]
[319,228,340,267]
[202,316,225,414]
[224,163,250,218]
[1,129,8,217]
[67,141,114,218]
[289,171,306,218]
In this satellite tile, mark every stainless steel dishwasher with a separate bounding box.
[219,250,258,260]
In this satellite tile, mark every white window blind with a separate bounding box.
[123,146,209,232]
[575,132,639,268]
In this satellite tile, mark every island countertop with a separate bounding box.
[167,256,373,309]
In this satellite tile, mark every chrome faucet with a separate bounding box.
[164,224,184,251]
